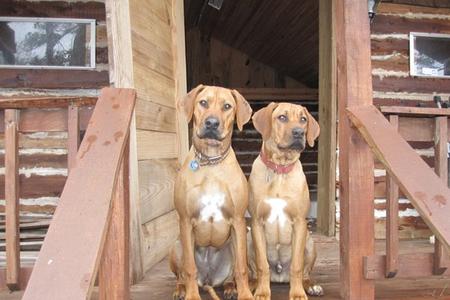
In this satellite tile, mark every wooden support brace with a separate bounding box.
[67,105,80,172]
[433,116,449,275]
[98,140,130,300]
[4,109,20,291]
[385,115,399,278]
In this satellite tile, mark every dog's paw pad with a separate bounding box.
[307,285,324,296]
[224,288,238,300]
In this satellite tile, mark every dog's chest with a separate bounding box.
[264,198,290,226]
[198,192,226,222]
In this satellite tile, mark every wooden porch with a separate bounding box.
[2,236,449,300]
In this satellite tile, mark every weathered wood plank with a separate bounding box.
[135,100,176,133]
[433,116,449,275]
[136,130,178,160]
[4,109,20,290]
[347,105,450,250]
[98,142,130,300]
[372,14,450,34]
[385,115,399,278]
[336,0,375,298]
[141,210,179,272]
[0,267,33,291]
[373,77,450,94]
[138,159,177,225]
[317,0,337,237]
[236,88,318,101]
[22,88,135,300]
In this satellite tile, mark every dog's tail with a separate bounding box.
[203,285,220,300]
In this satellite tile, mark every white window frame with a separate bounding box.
[409,32,450,79]
[0,16,96,70]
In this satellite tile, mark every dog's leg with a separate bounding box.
[302,234,324,297]
[290,219,308,300]
[251,219,271,300]
[179,218,201,300]
[231,217,253,300]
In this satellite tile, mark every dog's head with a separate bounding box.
[252,102,320,158]
[178,85,252,154]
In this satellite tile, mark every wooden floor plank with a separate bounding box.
[21,88,136,300]
[347,105,450,250]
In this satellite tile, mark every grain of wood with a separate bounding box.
[67,105,80,172]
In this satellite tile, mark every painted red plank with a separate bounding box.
[385,115,399,278]
[347,105,450,250]
[433,116,449,275]
[98,142,130,300]
[380,106,450,117]
[364,253,450,280]
[22,88,135,300]
[335,0,375,298]
[4,109,20,290]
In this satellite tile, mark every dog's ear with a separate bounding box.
[177,84,205,122]
[252,102,278,141]
[231,89,252,131]
[306,109,320,147]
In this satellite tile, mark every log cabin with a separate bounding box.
[0,0,449,299]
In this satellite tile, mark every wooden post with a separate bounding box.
[98,139,130,300]
[385,115,399,278]
[317,0,337,236]
[5,109,20,291]
[433,116,449,275]
[67,104,80,172]
[335,0,375,299]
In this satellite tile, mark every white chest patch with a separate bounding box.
[199,193,225,222]
[264,198,288,225]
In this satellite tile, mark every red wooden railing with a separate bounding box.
[347,105,450,280]
[1,95,97,291]
[1,88,135,299]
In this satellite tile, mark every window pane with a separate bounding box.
[412,34,450,77]
[0,18,95,68]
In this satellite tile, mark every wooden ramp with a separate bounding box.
[347,105,450,250]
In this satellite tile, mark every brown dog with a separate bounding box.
[248,103,323,300]
[170,85,254,300]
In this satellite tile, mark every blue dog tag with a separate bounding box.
[189,160,200,171]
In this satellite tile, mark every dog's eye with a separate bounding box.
[300,116,307,123]
[199,100,208,108]
[278,115,288,122]
[223,103,232,111]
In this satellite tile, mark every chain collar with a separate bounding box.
[193,145,231,167]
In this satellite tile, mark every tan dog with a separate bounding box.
[170,85,254,300]
[248,103,323,300]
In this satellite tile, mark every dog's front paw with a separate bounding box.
[289,287,308,300]
[306,284,324,297]
[224,284,238,300]
[254,284,270,300]
[173,289,185,300]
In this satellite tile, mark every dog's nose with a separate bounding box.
[292,127,305,138]
[205,117,220,130]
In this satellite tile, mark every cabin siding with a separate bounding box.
[0,0,109,251]
[369,2,449,239]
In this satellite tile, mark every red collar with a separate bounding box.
[260,151,296,174]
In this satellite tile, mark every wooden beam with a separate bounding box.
[172,0,189,165]
[347,105,450,250]
[385,115,399,278]
[380,106,450,117]
[0,267,33,291]
[236,88,318,101]
[364,252,450,280]
[335,0,375,299]
[67,105,80,172]
[433,116,449,275]
[22,88,135,300]
[99,141,130,300]
[0,96,96,109]
[4,109,20,291]
[316,0,337,237]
